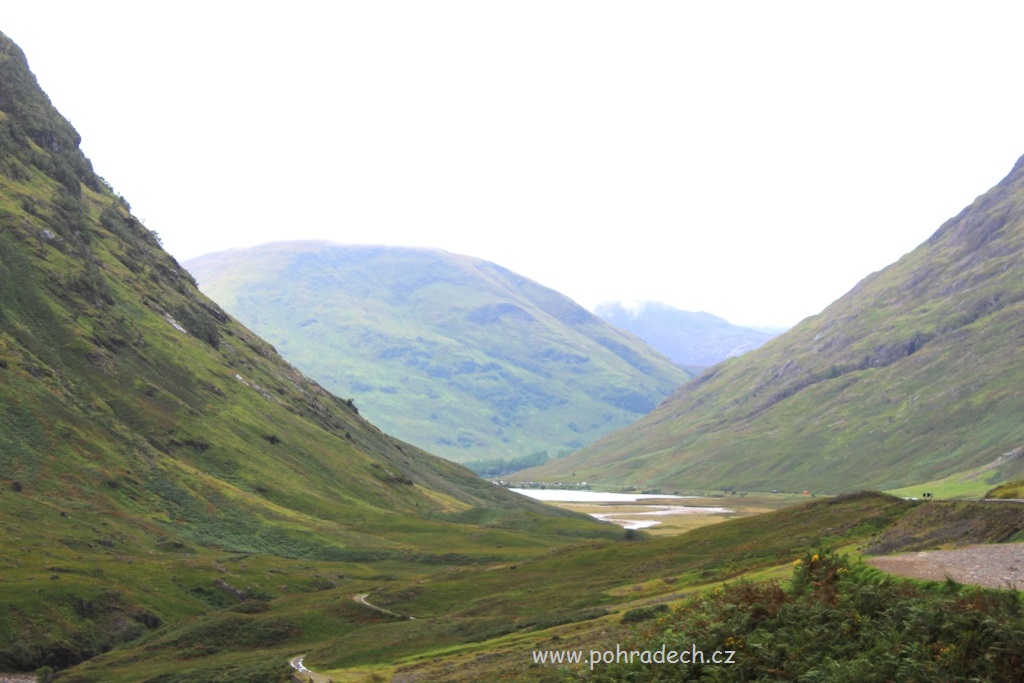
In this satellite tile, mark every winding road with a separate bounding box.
[288,593,415,680]
[289,654,332,683]
[356,591,416,619]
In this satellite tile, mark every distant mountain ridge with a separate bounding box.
[520,154,1024,494]
[186,243,691,462]
[593,301,779,368]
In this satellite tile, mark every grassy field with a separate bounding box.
[48,492,901,680]
[18,490,1023,681]
[291,492,1024,682]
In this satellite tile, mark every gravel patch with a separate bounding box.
[867,543,1024,590]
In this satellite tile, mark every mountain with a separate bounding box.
[518,155,1024,494]
[185,243,691,463]
[593,300,779,368]
[0,31,610,676]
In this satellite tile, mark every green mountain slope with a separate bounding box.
[185,243,691,463]
[0,31,610,675]
[520,155,1024,494]
[593,300,779,368]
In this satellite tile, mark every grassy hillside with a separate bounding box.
[573,548,1024,682]
[986,479,1024,500]
[185,243,691,463]
[0,30,615,676]
[56,491,1020,683]
[7,29,1022,683]
[593,301,778,368]
[521,155,1024,494]
[56,492,918,681]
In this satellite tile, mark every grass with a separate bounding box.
[319,494,1024,682]
[569,550,1024,682]
[35,491,1024,681]
[0,492,887,679]
[0,32,620,678]
[5,30,1024,683]
[984,478,1024,499]
[184,243,691,463]
[520,158,1024,495]
[886,474,999,500]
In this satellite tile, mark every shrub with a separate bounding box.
[621,604,669,624]
[571,550,1024,682]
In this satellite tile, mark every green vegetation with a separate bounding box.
[986,479,1024,499]
[4,29,1024,683]
[619,603,669,624]
[287,492,1022,682]
[184,243,691,463]
[524,156,1024,494]
[864,499,1024,554]
[0,30,617,678]
[367,492,910,624]
[464,450,555,477]
[572,550,1024,682]
[55,492,901,681]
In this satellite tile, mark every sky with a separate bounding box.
[4,2,1024,328]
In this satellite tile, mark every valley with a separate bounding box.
[510,488,803,535]
[270,493,1024,682]
[3,25,1024,683]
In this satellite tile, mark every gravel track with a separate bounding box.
[867,543,1024,590]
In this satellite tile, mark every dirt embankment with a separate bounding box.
[864,500,1024,589]
[866,500,1024,555]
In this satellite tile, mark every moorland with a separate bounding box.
[3,27,1024,683]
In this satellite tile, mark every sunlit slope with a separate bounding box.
[186,243,691,462]
[0,30,610,673]
[522,155,1024,494]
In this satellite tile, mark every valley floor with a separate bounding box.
[542,492,806,535]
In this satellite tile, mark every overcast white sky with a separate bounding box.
[5,2,1024,327]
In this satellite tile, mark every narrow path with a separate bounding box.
[287,593,415,680]
[356,591,416,619]
[289,654,333,683]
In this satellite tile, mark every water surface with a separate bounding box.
[510,488,688,503]
[511,488,731,530]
